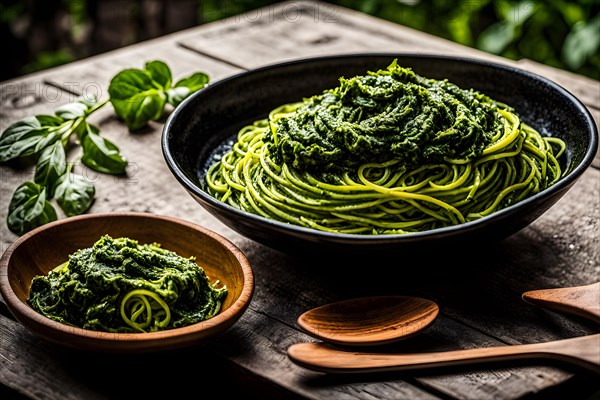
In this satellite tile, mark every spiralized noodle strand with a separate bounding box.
[120,289,171,333]
[206,104,565,235]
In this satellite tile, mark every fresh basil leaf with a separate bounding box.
[78,95,101,111]
[8,181,42,214]
[167,72,209,107]
[55,173,95,216]
[55,96,104,120]
[0,113,73,162]
[166,87,191,107]
[7,184,57,235]
[0,133,46,162]
[54,102,88,120]
[175,72,209,92]
[145,60,172,89]
[81,130,127,174]
[35,115,64,127]
[108,68,166,131]
[33,122,71,154]
[34,141,67,197]
[0,117,45,162]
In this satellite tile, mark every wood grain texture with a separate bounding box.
[288,335,600,374]
[0,311,441,400]
[298,296,439,346]
[1,1,599,399]
[177,0,507,69]
[41,40,241,100]
[522,282,600,324]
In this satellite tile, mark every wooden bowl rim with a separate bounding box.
[0,212,254,347]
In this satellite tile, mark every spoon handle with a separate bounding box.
[288,334,600,374]
[522,282,600,324]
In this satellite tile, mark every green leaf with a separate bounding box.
[168,72,209,106]
[55,96,106,120]
[54,102,88,120]
[8,181,42,214]
[166,87,191,107]
[34,141,67,197]
[108,62,209,129]
[7,183,57,235]
[55,173,95,216]
[499,1,536,25]
[78,95,101,110]
[0,112,77,163]
[145,60,172,89]
[563,17,600,70]
[175,72,209,92]
[35,115,64,127]
[477,21,517,54]
[81,130,127,174]
[33,121,71,154]
[108,68,167,130]
[0,117,46,162]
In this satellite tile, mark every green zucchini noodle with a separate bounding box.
[27,236,228,333]
[120,289,171,332]
[206,66,566,235]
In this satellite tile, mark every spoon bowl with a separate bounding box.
[298,296,439,346]
[522,282,600,324]
[288,284,600,374]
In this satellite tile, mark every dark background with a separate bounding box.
[1,0,598,81]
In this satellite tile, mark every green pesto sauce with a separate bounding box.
[28,235,227,333]
[270,60,506,172]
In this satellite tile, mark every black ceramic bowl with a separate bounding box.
[162,54,598,254]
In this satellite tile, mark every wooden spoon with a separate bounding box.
[287,334,600,374]
[290,285,600,374]
[522,282,600,324]
[297,296,439,346]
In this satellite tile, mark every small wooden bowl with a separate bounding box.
[0,213,254,353]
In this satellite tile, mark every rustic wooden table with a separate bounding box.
[1,2,599,399]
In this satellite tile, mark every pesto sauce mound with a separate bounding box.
[28,235,227,333]
[272,60,506,172]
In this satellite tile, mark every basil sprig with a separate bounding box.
[1,60,209,235]
[1,97,114,234]
[108,60,208,130]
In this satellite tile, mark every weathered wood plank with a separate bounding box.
[177,1,498,69]
[0,82,75,132]
[0,314,109,400]
[235,247,587,399]
[179,0,600,123]
[209,308,578,400]
[1,2,599,400]
[4,301,578,400]
[41,41,241,99]
[0,309,440,400]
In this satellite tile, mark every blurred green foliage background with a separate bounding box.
[1,0,598,81]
